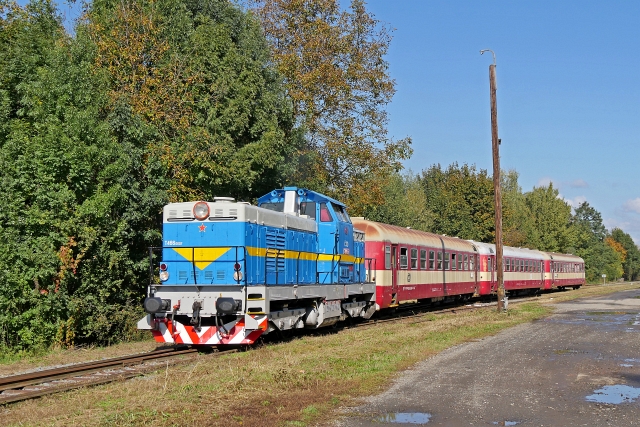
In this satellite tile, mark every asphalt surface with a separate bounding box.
[334,288,640,427]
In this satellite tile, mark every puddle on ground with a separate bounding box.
[625,358,640,363]
[492,422,520,426]
[620,364,633,367]
[374,412,432,424]
[548,312,640,332]
[586,385,640,404]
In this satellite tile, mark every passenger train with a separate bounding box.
[138,187,585,346]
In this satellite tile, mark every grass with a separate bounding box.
[2,282,638,427]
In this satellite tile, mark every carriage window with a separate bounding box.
[429,251,435,269]
[420,249,427,269]
[458,254,463,270]
[487,258,492,272]
[444,252,450,270]
[400,247,408,269]
[463,254,469,270]
[505,258,510,272]
[319,203,333,222]
[384,246,391,269]
[437,251,443,270]
[451,253,457,270]
[410,248,418,269]
[470,254,475,271]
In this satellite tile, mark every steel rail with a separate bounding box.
[0,347,236,405]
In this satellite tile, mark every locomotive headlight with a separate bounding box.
[233,271,243,281]
[193,202,209,220]
[159,271,169,281]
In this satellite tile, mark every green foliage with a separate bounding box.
[610,228,640,280]
[89,0,299,201]
[363,172,434,231]
[0,0,297,352]
[523,184,575,252]
[367,167,635,284]
[419,163,495,241]
[502,169,535,248]
[251,0,412,214]
[569,202,622,282]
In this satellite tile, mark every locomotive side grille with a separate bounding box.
[217,270,225,280]
[214,209,224,217]
[182,210,191,218]
[169,210,178,218]
[266,229,286,273]
[204,271,213,281]
[229,209,238,217]
[178,271,187,281]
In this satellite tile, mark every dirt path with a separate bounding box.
[335,288,640,427]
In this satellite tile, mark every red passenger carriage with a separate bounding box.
[352,219,479,308]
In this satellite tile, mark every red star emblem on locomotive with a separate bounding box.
[198,223,207,232]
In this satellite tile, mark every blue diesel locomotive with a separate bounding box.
[138,187,377,345]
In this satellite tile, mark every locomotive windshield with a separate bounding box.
[331,202,351,223]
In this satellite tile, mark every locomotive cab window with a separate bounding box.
[319,203,333,222]
[299,202,316,219]
[400,247,408,269]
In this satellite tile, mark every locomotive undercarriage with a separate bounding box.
[139,282,376,343]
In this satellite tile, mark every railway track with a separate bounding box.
[0,289,577,405]
[348,291,545,330]
[0,346,232,405]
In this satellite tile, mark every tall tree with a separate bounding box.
[0,0,299,352]
[89,0,299,201]
[419,163,495,242]
[523,184,575,252]
[609,228,640,281]
[570,202,622,282]
[501,169,535,248]
[363,172,434,231]
[250,0,412,213]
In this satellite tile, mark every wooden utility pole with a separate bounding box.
[481,49,505,312]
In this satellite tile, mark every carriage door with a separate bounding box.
[391,244,399,305]
[488,256,496,292]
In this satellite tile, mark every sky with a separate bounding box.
[26,0,640,243]
[361,0,640,243]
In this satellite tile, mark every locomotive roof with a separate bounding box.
[257,187,347,208]
[351,219,475,252]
